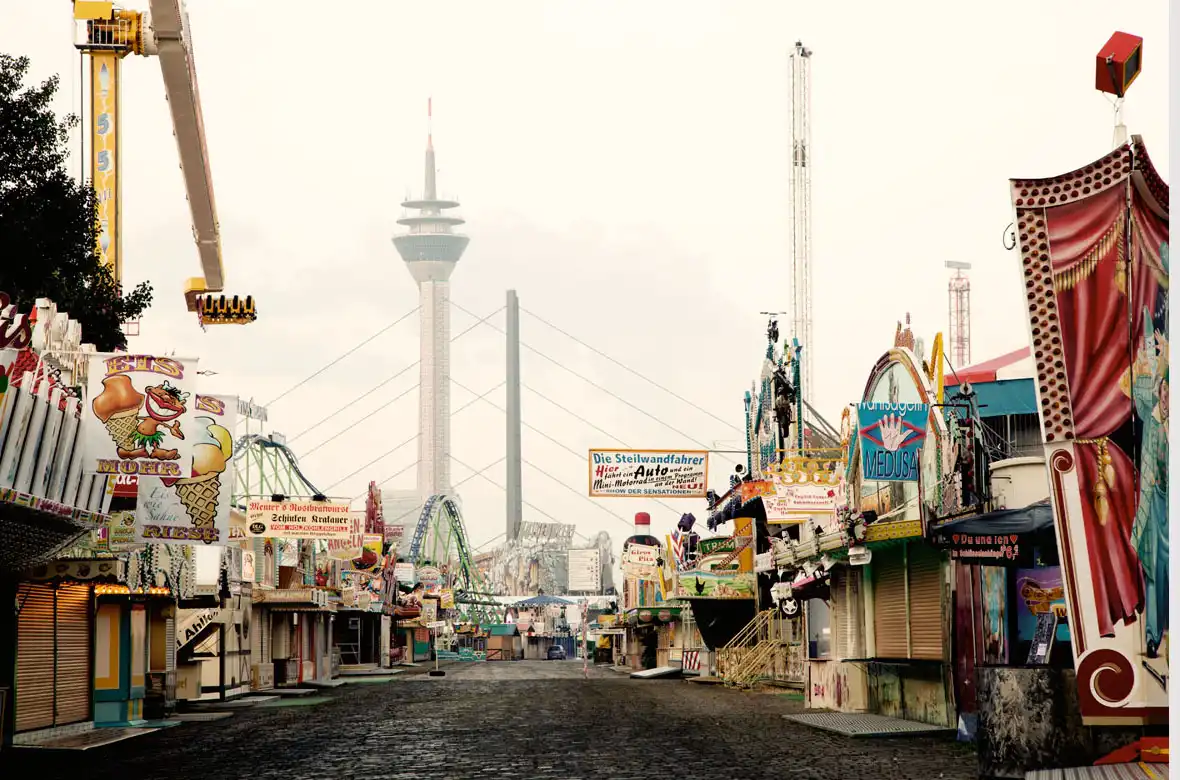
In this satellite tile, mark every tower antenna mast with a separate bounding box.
[946,261,972,368]
[789,41,814,403]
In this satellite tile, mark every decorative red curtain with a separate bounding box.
[1047,185,1152,637]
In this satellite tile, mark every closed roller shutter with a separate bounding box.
[15,585,55,732]
[873,548,908,659]
[833,567,864,660]
[54,584,92,726]
[271,613,290,659]
[166,615,177,672]
[908,545,945,660]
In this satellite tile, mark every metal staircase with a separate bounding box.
[717,609,795,689]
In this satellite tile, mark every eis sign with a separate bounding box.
[856,403,928,483]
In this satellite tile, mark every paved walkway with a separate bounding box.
[2,661,978,779]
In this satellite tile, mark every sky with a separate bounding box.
[1,1,1169,570]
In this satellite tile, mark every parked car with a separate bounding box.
[546,644,567,660]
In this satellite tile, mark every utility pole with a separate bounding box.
[505,290,523,543]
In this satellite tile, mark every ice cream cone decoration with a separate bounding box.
[92,376,146,450]
[175,417,233,536]
[176,471,221,530]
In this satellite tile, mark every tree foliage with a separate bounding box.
[0,53,152,352]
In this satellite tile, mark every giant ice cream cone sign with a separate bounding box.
[85,355,199,478]
[135,394,237,545]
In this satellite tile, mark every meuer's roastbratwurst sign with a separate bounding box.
[245,499,352,540]
[589,449,709,498]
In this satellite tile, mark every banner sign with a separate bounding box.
[85,354,199,478]
[393,562,415,583]
[765,479,838,519]
[135,394,236,545]
[944,531,1031,566]
[245,499,352,539]
[856,403,928,482]
[588,449,708,498]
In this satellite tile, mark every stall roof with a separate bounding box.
[931,500,1054,540]
[513,594,575,607]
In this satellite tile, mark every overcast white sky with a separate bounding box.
[2,1,1169,562]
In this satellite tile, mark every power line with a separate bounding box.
[450,453,569,527]
[451,377,681,521]
[521,306,742,434]
[365,456,505,530]
[288,307,505,446]
[325,382,505,494]
[451,300,738,465]
[301,383,419,460]
[522,458,633,531]
[288,362,417,445]
[265,306,419,408]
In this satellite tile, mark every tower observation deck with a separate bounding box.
[392,99,470,499]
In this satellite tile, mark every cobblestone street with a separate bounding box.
[4,662,977,780]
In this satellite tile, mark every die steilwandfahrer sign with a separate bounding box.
[588,449,709,498]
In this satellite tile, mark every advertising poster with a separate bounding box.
[349,534,384,574]
[588,449,708,498]
[856,402,928,482]
[1015,567,1071,644]
[135,394,236,546]
[622,543,660,579]
[327,512,365,560]
[393,562,415,583]
[674,570,756,600]
[245,498,352,539]
[416,565,443,595]
[85,354,199,478]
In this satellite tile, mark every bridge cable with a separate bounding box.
[288,306,505,447]
[450,377,678,522]
[325,381,506,494]
[521,306,743,435]
[264,305,420,408]
[451,301,739,465]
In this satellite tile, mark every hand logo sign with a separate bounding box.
[878,413,915,452]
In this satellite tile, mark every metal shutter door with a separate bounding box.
[53,584,92,726]
[261,609,270,662]
[166,616,177,672]
[831,568,846,659]
[15,585,55,732]
[836,568,864,660]
[873,549,909,659]
[907,545,945,660]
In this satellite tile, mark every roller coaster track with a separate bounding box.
[410,494,501,623]
[232,433,321,502]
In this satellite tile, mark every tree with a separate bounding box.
[0,53,152,352]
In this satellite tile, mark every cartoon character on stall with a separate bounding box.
[92,376,188,460]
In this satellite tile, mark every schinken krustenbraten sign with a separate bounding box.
[589,449,709,498]
[245,499,352,539]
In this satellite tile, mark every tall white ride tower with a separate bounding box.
[789,41,814,402]
[393,100,470,499]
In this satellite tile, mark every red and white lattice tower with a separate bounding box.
[946,261,972,368]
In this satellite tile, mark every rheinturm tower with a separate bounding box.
[393,100,470,500]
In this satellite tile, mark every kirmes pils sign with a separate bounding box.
[85,355,199,478]
[588,449,709,498]
[134,394,237,546]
